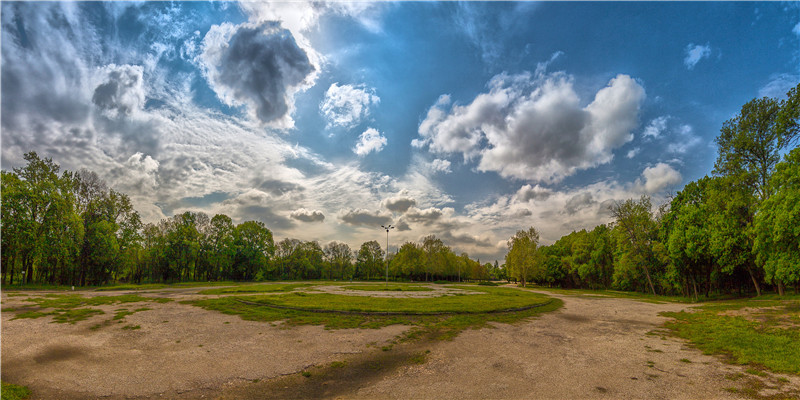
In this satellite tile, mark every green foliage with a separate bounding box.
[1,381,31,400]
[505,227,541,287]
[754,148,800,288]
[662,299,800,374]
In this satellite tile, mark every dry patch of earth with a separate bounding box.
[2,285,799,399]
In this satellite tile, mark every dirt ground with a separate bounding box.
[2,285,799,399]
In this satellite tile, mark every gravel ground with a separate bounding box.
[2,286,798,399]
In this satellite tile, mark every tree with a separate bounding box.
[754,148,800,294]
[611,196,659,295]
[505,227,541,287]
[232,221,274,281]
[324,241,353,280]
[356,241,384,280]
[393,241,425,280]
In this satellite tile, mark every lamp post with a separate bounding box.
[381,224,394,285]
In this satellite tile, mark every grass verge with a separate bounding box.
[661,299,800,375]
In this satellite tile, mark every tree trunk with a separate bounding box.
[642,265,656,295]
[746,266,761,296]
[691,276,699,302]
[777,280,785,296]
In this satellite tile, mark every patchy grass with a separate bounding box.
[342,284,433,292]
[199,283,314,295]
[1,381,31,400]
[95,281,242,291]
[662,299,800,375]
[121,324,141,330]
[6,294,169,324]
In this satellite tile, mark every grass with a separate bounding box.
[662,299,800,375]
[232,286,550,314]
[189,286,561,339]
[198,283,314,295]
[1,381,31,400]
[6,294,170,324]
[341,284,433,292]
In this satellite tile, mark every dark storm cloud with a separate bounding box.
[92,64,145,117]
[565,192,596,215]
[201,21,315,124]
[382,195,416,213]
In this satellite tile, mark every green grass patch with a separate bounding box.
[1,381,31,400]
[342,284,433,292]
[121,324,141,330]
[662,299,800,375]
[188,286,561,340]
[199,283,314,295]
[234,286,550,314]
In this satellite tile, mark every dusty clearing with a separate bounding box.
[2,285,799,399]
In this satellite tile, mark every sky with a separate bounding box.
[2,1,799,262]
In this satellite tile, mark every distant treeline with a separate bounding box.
[0,153,499,286]
[505,85,800,298]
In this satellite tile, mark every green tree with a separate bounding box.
[356,240,384,280]
[611,196,659,295]
[754,148,800,294]
[324,241,353,280]
[505,227,541,287]
[232,221,274,281]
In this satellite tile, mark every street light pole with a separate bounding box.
[381,224,394,285]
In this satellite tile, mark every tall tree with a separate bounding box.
[754,148,800,294]
[611,196,658,295]
[505,227,541,288]
[324,241,353,280]
[356,240,384,280]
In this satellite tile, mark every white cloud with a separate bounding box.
[354,128,387,156]
[320,83,380,129]
[429,159,452,174]
[642,116,669,138]
[290,208,325,222]
[626,147,640,159]
[758,74,800,99]
[641,163,682,194]
[199,21,316,128]
[92,64,146,118]
[794,21,800,37]
[416,71,645,183]
[684,43,711,70]
[667,124,702,154]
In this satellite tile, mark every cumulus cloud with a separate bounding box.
[416,72,645,183]
[626,147,640,159]
[641,163,682,194]
[429,159,452,174]
[514,184,552,202]
[320,83,380,129]
[290,208,325,222]
[354,128,387,156]
[684,43,711,70]
[439,231,494,248]
[92,64,146,118]
[404,207,443,225]
[199,21,315,127]
[382,194,417,213]
[565,192,596,215]
[218,189,295,230]
[339,208,392,227]
[642,116,668,138]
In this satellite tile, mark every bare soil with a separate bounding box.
[2,286,799,399]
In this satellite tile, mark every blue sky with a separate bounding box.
[2,1,799,261]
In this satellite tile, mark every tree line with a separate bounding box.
[1,155,499,285]
[504,84,799,298]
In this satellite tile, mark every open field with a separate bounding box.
[2,282,799,399]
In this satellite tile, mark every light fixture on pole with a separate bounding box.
[381,224,394,285]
